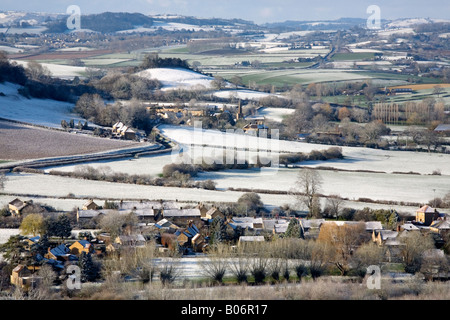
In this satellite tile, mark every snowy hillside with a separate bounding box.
[0,82,85,128]
[136,67,215,90]
[13,60,88,80]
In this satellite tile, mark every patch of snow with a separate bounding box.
[137,67,215,91]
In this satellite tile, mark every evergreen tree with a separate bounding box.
[285,218,304,239]
[37,233,50,256]
[54,215,72,241]
[79,252,99,283]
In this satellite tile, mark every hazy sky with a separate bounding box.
[2,0,449,24]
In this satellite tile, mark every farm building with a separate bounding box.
[112,121,137,140]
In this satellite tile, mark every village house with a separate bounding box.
[154,218,179,231]
[196,202,209,218]
[114,234,146,247]
[372,230,399,246]
[163,208,202,226]
[203,207,224,220]
[69,240,94,256]
[299,219,325,238]
[415,205,440,226]
[8,198,30,216]
[262,218,289,235]
[238,236,265,245]
[398,222,420,232]
[429,220,450,236]
[45,244,78,262]
[229,217,264,230]
[82,199,99,210]
[10,265,41,291]
[7,198,45,217]
[76,209,117,223]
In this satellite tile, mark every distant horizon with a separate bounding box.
[0,0,449,25]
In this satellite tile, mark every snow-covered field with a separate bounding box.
[212,89,283,101]
[257,107,295,122]
[13,60,87,80]
[0,82,84,128]
[158,125,450,176]
[137,68,215,90]
[0,229,20,245]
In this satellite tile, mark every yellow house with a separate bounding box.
[8,198,31,216]
[69,240,93,256]
[10,265,41,291]
[416,205,439,226]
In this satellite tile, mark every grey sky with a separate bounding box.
[2,0,449,24]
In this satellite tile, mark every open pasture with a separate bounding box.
[0,120,137,161]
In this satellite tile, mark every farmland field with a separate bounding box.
[0,120,138,161]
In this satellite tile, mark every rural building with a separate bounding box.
[45,244,77,262]
[155,218,179,230]
[262,219,289,234]
[229,217,264,230]
[114,234,146,247]
[299,219,325,233]
[238,236,265,244]
[398,222,420,232]
[429,220,450,236]
[7,198,44,216]
[76,209,117,222]
[82,199,99,210]
[433,124,450,135]
[203,207,224,220]
[69,240,94,256]
[112,121,136,140]
[372,230,399,246]
[10,265,41,290]
[196,202,209,217]
[415,205,439,226]
[163,208,202,225]
[8,198,30,216]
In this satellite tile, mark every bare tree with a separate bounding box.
[325,194,344,219]
[200,243,230,284]
[293,169,323,218]
[0,173,7,191]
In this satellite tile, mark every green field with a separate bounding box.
[330,52,376,61]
